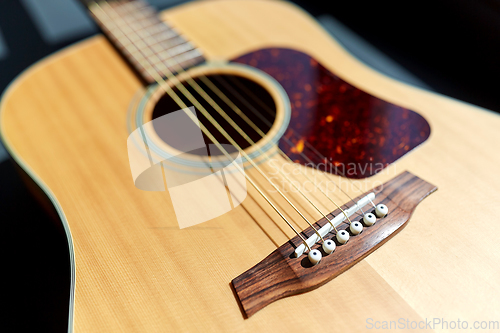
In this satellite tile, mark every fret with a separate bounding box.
[119,20,172,43]
[134,24,179,43]
[123,6,155,19]
[110,0,148,13]
[112,33,203,82]
[103,9,184,50]
[122,11,157,28]
[144,24,176,38]
[152,49,204,76]
[124,37,188,60]
[150,43,165,55]
[159,43,198,61]
[171,49,204,69]
[157,36,186,50]
[173,49,204,65]
[134,48,204,83]
[146,29,178,42]
[105,3,150,21]
[178,48,204,61]
[109,26,177,49]
[87,0,205,84]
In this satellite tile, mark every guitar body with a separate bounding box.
[1,1,500,331]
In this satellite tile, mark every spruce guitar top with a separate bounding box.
[1,0,499,332]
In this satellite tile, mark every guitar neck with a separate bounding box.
[84,0,205,84]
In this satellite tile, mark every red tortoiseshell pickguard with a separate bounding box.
[232,48,430,179]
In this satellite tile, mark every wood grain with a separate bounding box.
[1,0,500,332]
[233,171,437,317]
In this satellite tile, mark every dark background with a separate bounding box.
[0,0,498,331]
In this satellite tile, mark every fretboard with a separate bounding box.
[86,0,205,84]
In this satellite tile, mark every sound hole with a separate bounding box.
[152,74,277,155]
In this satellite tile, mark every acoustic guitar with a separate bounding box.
[1,0,499,332]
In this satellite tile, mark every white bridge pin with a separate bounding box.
[293,192,376,258]
[308,249,322,265]
[375,204,389,218]
[363,213,377,226]
[322,239,336,254]
[336,230,349,244]
[350,221,363,235]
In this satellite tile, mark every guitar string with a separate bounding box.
[90,0,315,250]
[93,0,373,247]
[101,0,372,236]
[225,74,376,209]
[113,0,365,225]
[210,75,365,216]
[147,64,348,232]
[93,0,316,249]
[111,2,348,234]
[114,0,373,216]
[98,0,331,242]
[106,0,374,215]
